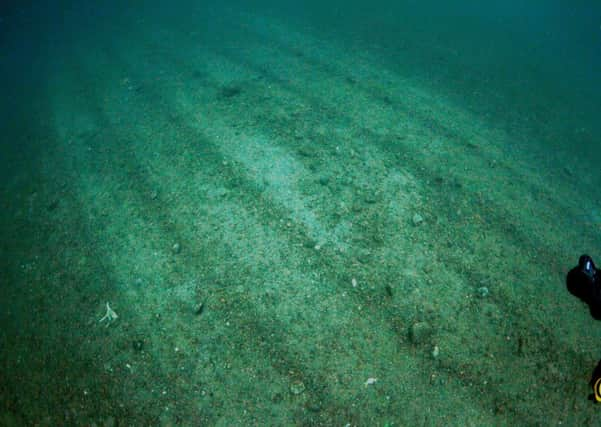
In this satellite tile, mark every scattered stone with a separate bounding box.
[289,379,305,395]
[384,284,393,297]
[412,213,424,226]
[364,194,378,204]
[303,238,317,249]
[477,286,489,298]
[194,301,205,316]
[297,148,312,157]
[356,250,372,264]
[364,377,378,386]
[172,243,181,254]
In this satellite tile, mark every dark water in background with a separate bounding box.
[266,0,601,169]
[2,0,601,178]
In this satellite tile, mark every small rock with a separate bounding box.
[364,194,378,204]
[412,213,424,226]
[289,379,305,395]
[303,238,317,249]
[364,377,378,386]
[297,148,312,157]
[356,249,372,264]
[384,284,393,297]
[172,243,181,254]
[477,286,489,298]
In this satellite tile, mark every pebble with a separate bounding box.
[289,380,305,395]
[412,213,424,226]
[477,286,489,298]
[364,377,378,386]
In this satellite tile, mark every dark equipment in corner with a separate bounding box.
[566,254,601,403]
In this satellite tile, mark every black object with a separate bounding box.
[567,255,601,403]
[567,255,601,320]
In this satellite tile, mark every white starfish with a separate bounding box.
[99,302,118,325]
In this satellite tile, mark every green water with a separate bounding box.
[1,1,601,425]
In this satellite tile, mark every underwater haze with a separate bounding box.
[2,0,601,425]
